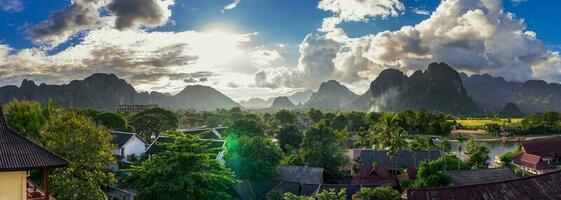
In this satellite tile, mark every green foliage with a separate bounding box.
[331,114,348,130]
[127,132,236,200]
[225,135,284,180]
[276,124,303,152]
[94,112,130,131]
[275,109,298,125]
[307,109,323,123]
[412,158,452,189]
[351,185,400,200]
[3,99,45,141]
[300,121,348,182]
[515,111,561,135]
[130,108,178,140]
[500,149,524,165]
[346,111,368,132]
[398,109,453,135]
[465,139,490,168]
[284,188,346,200]
[226,118,265,137]
[41,110,116,200]
[372,113,402,149]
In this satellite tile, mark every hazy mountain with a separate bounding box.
[239,97,274,109]
[287,89,314,105]
[347,62,481,114]
[304,80,358,109]
[270,96,296,109]
[462,73,561,113]
[0,73,239,111]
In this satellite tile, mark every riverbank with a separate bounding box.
[446,134,561,142]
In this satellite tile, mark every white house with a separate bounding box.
[111,131,147,161]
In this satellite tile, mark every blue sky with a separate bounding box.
[0,0,560,100]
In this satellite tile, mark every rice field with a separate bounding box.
[454,118,523,128]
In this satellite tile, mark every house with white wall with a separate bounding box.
[111,131,147,162]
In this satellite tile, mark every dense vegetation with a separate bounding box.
[8,99,561,199]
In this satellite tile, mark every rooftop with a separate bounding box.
[111,131,146,148]
[351,149,443,170]
[276,166,324,184]
[407,170,561,200]
[0,107,68,171]
[446,168,518,186]
[521,139,561,157]
[145,135,225,156]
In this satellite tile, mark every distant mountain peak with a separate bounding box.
[270,96,296,109]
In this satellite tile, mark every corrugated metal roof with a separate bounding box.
[407,170,561,200]
[447,168,519,186]
[0,108,68,171]
[277,166,324,184]
[521,139,561,157]
[354,149,443,170]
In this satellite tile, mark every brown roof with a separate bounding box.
[0,108,68,171]
[521,139,561,157]
[446,168,519,186]
[407,170,561,200]
[512,153,549,170]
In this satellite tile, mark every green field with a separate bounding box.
[455,118,523,128]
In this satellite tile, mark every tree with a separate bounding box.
[347,111,368,133]
[485,124,501,137]
[3,99,45,141]
[300,121,348,182]
[127,132,236,200]
[388,128,408,172]
[226,118,265,137]
[412,158,452,188]
[94,112,129,131]
[438,139,452,171]
[425,137,435,160]
[372,114,402,149]
[276,124,303,152]
[331,114,348,130]
[409,137,424,167]
[307,109,323,123]
[456,134,467,170]
[284,188,346,200]
[352,185,400,200]
[41,110,116,200]
[226,136,284,180]
[274,109,298,125]
[465,139,490,169]
[130,108,178,140]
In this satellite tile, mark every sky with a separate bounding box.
[0,0,560,101]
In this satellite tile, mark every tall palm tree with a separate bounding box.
[374,114,400,149]
[439,138,452,171]
[410,137,423,167]
[456,134,467,171]
[426,136,435,160]
[388,129,408,174]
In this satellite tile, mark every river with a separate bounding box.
[449,141,520,164]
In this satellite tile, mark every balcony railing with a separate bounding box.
[27,180,56,200]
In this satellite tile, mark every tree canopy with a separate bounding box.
[225,135,284,180]
[127,132,236,200]
[130,108,178,140]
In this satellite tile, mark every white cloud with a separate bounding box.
[412,8,430,16]
[318,0,404,32]
[254,0,561,91]
[0,0,23,12]
[221,0,240,13]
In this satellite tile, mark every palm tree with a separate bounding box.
[410,137,423,167]
[374,114,400,149]
[456,134,467,171]
[388,129,408,174]
[426,136,435,160]
[439,138,452,171]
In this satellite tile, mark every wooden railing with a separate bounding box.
[26,180,56,200]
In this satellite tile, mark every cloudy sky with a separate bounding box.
[0,0,560,101]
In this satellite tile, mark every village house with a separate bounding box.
[512,139,561,174]
[407,170,561,200]
[177,127,226,139]
[111,131,147,162]
[0,108,69,200]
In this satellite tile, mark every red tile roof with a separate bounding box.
[0,108,68,171]
[407,170,561,200]
[350,166,397,187]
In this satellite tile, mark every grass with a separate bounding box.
[454,118,523,128]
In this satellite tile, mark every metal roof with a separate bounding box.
[407,170,561,200]
[0,108,68,171]
[447,168,519,186]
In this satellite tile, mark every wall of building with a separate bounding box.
[123,136,146,160]
[0,171,26,200]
